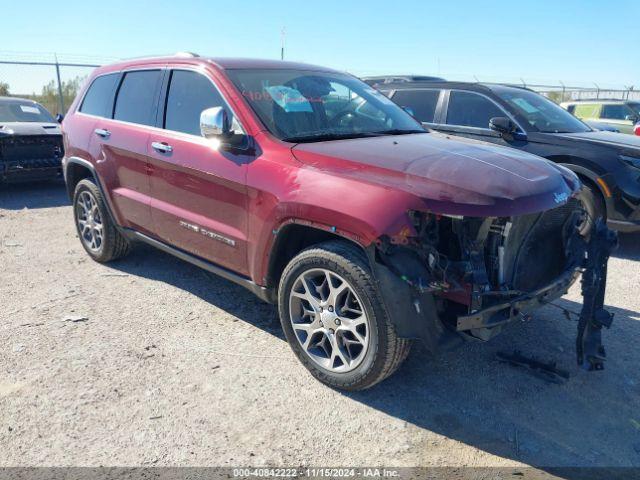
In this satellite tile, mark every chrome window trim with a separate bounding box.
[75,65,246,141]
[76,65,166,116]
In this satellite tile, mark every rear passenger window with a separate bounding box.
[164,70,226,136]
[79,74,119,117]
[392,90,440,123]
[446,91,504,129]
[114,70,162,126]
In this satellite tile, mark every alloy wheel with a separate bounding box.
[288,268,370,373]
[76,190,104,252]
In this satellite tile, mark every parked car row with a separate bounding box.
[53,54,623,390]
[561,99,640,135]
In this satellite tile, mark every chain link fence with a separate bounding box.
[1,52,638,117]
[507,83,639,103]
[0,52,119,116]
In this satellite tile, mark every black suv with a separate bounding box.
[376,81,640,232]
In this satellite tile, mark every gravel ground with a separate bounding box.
[1,181,639,470]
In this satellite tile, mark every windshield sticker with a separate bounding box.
[20,105,40,114]
[264,86,313,113]
[512,98,539,114]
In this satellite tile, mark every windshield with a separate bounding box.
[493,88,591,133]
[0,101,55,123]
[227,69,425,142]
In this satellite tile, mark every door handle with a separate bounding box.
[94,128,111,138]
[151,141,173,153]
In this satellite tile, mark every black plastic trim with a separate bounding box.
[124,229,273,303]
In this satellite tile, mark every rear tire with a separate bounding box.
[278,240,411,390]
[73,178,131,262]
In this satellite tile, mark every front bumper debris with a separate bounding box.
[456,268,580,332]
[576,220,618,370]
[496,350,571,384]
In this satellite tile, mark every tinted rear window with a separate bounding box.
[164,70,226,136]
[391,89,440,123]
[79,73,119,117]
[114,70,162,126]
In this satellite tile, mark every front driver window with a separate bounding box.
[445,91,504,129]
[164,70,229,136]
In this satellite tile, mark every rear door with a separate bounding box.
[88,69,163,234]
[146,68,250,275]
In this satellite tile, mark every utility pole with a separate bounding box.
[54,54,65,114]
[281,27,286,60]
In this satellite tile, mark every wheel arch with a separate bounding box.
[64,157,96,200]
[265,222,368,292]
[64,156,121,228]
[548,157,609,203]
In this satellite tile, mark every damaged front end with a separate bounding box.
[0,131,64,183]
[369,198,618,369]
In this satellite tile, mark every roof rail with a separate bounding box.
[174,51,199,58]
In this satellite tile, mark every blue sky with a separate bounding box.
[3,0,639,93]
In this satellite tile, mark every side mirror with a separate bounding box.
[55,113,64,124]
[402,106,415,118]
[489,116,516,135]
[625,114,638,123]
[200,106,231,139]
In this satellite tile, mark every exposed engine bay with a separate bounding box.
[369,198,618,372]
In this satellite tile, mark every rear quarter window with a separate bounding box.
[79,73,119,118]
[114,70,162,126]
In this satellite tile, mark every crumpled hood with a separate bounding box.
[0,122,61,136]
[292,132,580,217]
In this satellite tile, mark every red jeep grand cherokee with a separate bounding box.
[62,54,607,390]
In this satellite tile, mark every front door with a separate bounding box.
[147,68,251,276]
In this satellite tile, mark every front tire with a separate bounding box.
[278,240,411,390]
[73,178,131,262]
[578,181,606,235]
